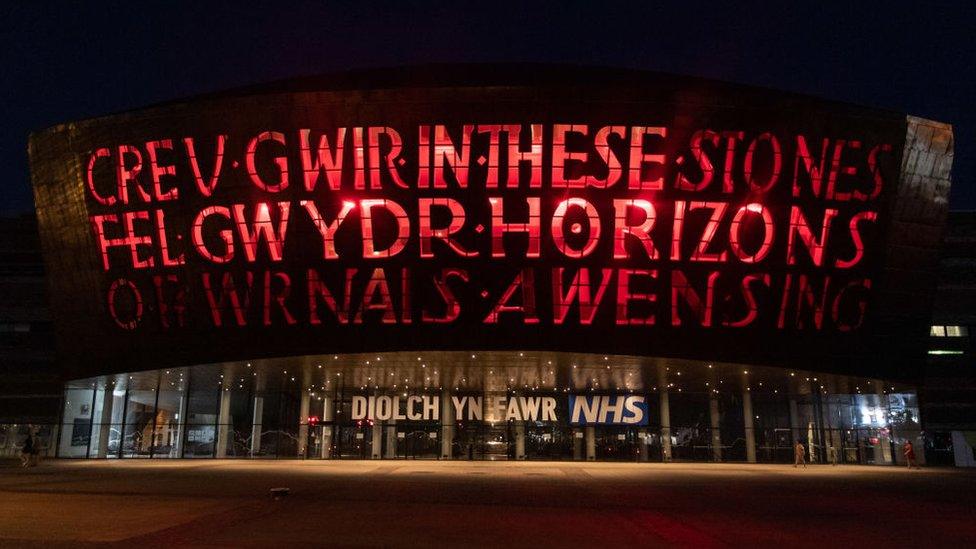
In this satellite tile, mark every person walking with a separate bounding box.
[793,440,806,468]
[827,444,839,466]
[20,431,34,468]
[903,440,918,469]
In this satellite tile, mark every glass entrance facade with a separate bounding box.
[56,351,922,465]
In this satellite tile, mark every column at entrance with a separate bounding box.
[788,397,800,448]
[742,387,757,463]
[874,381,892,464]
[709,392,722,462]
[515,423,526,460]
[585,426,596,461]
[250,397,264,457]
[298,391,311,458]
[371,421,382,459]
[320,395,333,459]
[384,419,397,459]
[175,386,188,458]
[95,386,115,458]
[215,388,231,458]
[658,366,672,462]
[638,428,649,462]
[440,390,454,459]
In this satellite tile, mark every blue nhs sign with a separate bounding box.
[568,395,649,426]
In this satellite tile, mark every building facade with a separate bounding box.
[923,211,976,465]
[28,65,953,463]
[0,216,59,458]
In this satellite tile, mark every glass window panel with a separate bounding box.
[122,389,157,457]
[930,325,946,337]
[59,388,95,458]
[153,373,186,458]
[946,325,967,337]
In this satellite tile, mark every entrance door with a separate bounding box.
[483,423,513,460]
[596,426,640,461]
[398,426,440,459]
[336,423,372,459]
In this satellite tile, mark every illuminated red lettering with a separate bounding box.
[155,209,185,267]
[688,201,729,263]
[299,128,345,192]
[116,144,151,205]
[720,131,744,193]
[183,135,226,198]
[360,199,409,258]
[90,212,154,270]
[401,267,412,325]
[832,278,871,332]
[835,211,877,269]
[301,200,355,259]
[422,268,469,323]
[107,278,143,330]
[613,199,658,259]
[507,124,543,188]
[307,268,353,324]
[777,273,794,329]
[728,203,774,263]
[490,196,541,258]
[743,132,782,192]
[232,202,291,262]
[793,135,830,198]
[355,268,397,324]
[724,273,770,328]
[86,148,115,205]
[628,126,667,190]
[246,131,289,192]
[787,206,838,266]
[91,214,125,270]
[122,210,154,269]
[417,125,430,187]
[263,271,296,326]
[418,198,477,258]
[858,144,891,201]
[615,269,657,325]
[671,270,719,327]
[145,139,179,201]
[432,125,473,188]
[192,206,234,264]
[552,198,601,258]
[795,274,829,330]
[152,274,186,329]
[202,271,253,327]
[826,139,859,201]
[553,267,612,325]
[352,127,366,190]
[368,127,409,189]
[552,124,588,188]
[484,268,539,324]
[676,130,719,191]
[584,126,624,188]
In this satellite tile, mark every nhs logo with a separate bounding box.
[568,395,649,425]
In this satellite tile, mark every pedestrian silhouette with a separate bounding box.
[794,440,806,468]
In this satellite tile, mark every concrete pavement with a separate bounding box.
[1,459,973,547]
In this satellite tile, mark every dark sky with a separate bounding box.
[2,1,974,215]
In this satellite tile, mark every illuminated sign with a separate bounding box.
[84,123,889,334]
[348,393,647,425]
[568,395,649,425]
[31,73,952,381]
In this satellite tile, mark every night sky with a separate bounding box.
[2,1,974,215]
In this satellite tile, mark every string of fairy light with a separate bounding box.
[80,352,905,400]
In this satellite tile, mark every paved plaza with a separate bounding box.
[0,459,974,547]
